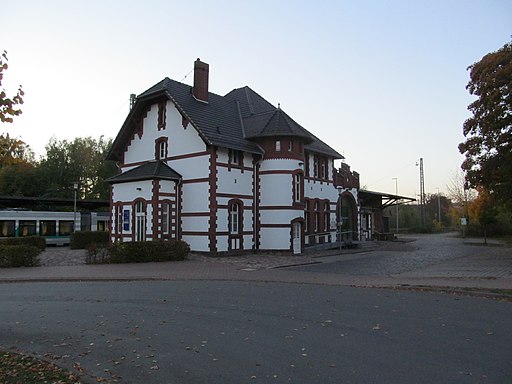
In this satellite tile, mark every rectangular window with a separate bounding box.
[59,221,74,236]
[275,140,281,152]
[19,220,36,237]
[304,201,309,233]
[324,202,330,231]
[229,204,239,234]
[321,159,325,180]
[0,220,15,237]
[314,157,318,178]
[158,101,166,130]
[162,203,169,235]
[159,141,166,159]
[97,221,108,232]
[229,149,242,166]
[314,202,319,232]
[40,220,57,236]
[123,209,130,231]
[117,206,123,234]
[288,140,293,152]
[293,173,302,202]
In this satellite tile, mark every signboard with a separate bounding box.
[460,217,468,226]
[123,210,130,231]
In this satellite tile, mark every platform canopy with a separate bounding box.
[358,190,415,209]
[0,196,109,211]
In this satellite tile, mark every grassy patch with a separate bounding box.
[0,351,80,384]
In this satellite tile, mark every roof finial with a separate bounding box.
[278,102,281,109]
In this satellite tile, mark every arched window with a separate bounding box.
[228,200,243,251]
[161,202,170,235]
[134,200,146,242]
[229,202,241,234]
[314,200,319,232]
[324,201,330,231]
[304,200,309,233]
[155,137,168,160]
[294,173,302,203]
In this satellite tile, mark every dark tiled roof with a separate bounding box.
[244,108,313,142]
[106,161,181,184]
[107,78,343,161]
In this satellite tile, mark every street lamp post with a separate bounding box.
[392,178,398,234]
[73,182,79,232]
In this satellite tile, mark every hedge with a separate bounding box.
[86,240,190,264]
[0,245,40,267]
[70,231,110,249]
[0,236,46,251]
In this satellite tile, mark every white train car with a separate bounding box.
[0,210,110,246]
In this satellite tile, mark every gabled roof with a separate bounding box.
[244,108,313,142]
[107,78,343,161]
[106,161,181,184]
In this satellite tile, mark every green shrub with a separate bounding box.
[86,240,190,264]
[0,236,46,251]
[70,231,110,249]
[0,245,40,267]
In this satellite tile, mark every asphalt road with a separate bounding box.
[1,280,511,384]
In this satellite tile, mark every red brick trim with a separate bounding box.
[217,162,253,172]
[260,223,292,228]
[208,146,218,254]
[181,212,210,217]
[168,151,210,161]
[152,179,160,239]
[217,192,253,200]
[253,156,261,250]
[259,169,297,175]
[182,178,209,184]
[182,231,209,236]
[259,206,297,210]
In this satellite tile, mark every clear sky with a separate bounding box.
[2,0,511,199]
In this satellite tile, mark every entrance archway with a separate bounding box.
[337,193,358,243]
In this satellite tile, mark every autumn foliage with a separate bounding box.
[0,51,24,123]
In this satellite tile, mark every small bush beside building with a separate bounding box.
[70,231,110,249]
[86,240,190,264]
[0,245,40,267]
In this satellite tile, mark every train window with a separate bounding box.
[97,220,108,232]
[59,221,74,236]
[0,220,15,237]
[19,220,37,237]
[40,221,57,236]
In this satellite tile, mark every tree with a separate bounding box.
[38,136,117,199]
[459,41,512,204]
[0,51,24,123]
[0,162,46,197]
[446,169,476,206]
[0,133,34,167]
[469,188,498,243]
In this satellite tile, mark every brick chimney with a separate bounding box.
[193,58,209,103]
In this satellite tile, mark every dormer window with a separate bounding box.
[229,149,243,167]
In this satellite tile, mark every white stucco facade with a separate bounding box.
[108,63,363,255]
